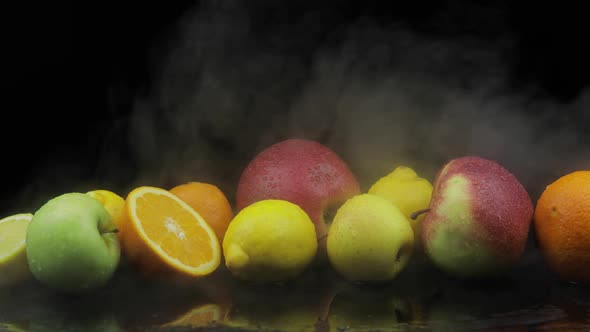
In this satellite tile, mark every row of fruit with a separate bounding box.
[0,138,588,293]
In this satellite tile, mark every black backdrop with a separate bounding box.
[3,1,589,215]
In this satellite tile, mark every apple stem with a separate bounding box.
[410,208,431,220]
[317,234,328,242]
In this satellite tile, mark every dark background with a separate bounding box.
[3,1,589,215]
[2,4,589,330]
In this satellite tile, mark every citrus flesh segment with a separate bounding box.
[0,214,32,262]
[0,213,33,286]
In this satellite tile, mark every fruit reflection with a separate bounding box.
[534,285,590,331]
[156,268,236,329]
[225,287,326,331]
[0,316,122,332]
[0,282,123,332]
[27,314,122,332]
[0,322,28,332]
[224,270,338,331]
[424,277,562,331]
[114,267,234,331]
[160,303,224,329]
[326,285,415,331]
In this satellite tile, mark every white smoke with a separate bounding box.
[10,1,589,215]
[121,1,589,203]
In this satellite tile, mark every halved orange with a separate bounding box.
[120,186,221,277]
[169,181,234,244]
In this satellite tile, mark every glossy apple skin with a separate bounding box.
[422,156,533,278]
[26,193,121,293]
[236,139,361,255]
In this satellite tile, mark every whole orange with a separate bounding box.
[169,182,234,243]
[534,170,590,283]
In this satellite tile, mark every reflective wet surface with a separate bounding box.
[1,251,588,332]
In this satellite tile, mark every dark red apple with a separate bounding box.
[236,139,361,258]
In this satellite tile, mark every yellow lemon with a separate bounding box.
[327,194,414,282]
[0,213,33,286]
[86,189,126,228]
[222,199,317,282]
[368,166,432,247]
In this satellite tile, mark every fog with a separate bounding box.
[120,1,588,204]
[8,1,589,215]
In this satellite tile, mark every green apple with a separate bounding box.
[327,194,414,282]
[26,192,120,293]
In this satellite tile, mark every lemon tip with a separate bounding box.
[225,243,250,271]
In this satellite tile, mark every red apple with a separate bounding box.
[236,139,361,258]
[419,156,534,278]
